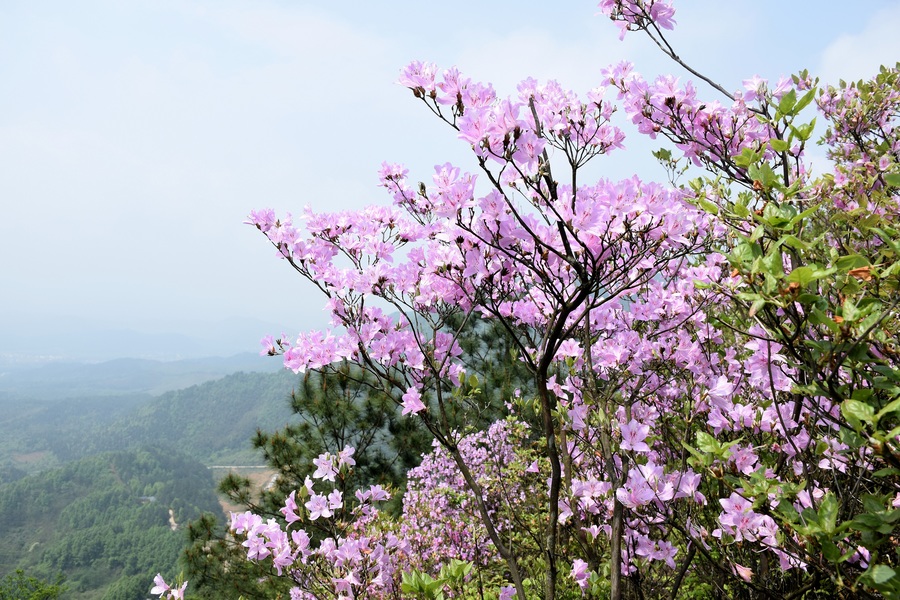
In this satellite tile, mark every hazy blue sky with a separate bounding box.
[2,0,898,357]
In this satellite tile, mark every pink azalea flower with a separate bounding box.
[312,453,338,482]
[281,491,301,525]
[150,575,187,600]
[734,563,753,582]
[401,387,427,415]
[327,489,344,511]
[150,574,170,596]
[305,493,333,520]
[620,419,651,453]
[338,446,356,468]
[571,559,591,590]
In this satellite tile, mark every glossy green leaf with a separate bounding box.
[770,138,790,153]
[786,266,815,285]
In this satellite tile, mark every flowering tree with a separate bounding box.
[161,1,900,599]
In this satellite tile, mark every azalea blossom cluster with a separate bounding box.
[542,251,840,579]
[396,61,624,176]
[246,52,800,600]
[604,61,799,185]
[219,1,900,599]
[229,447,406,599]
[220,425,540,598]
[245,202,466,405]
[400,420,536,572]
[818,68,899,164]
[150,574,186,600]
[816,65,900,211]
[597,0,676,39]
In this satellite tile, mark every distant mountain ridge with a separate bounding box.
[0,314,311,363]
[0,353,284,399]
[0,365,301,480]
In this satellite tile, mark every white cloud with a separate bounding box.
[818,4,900,84]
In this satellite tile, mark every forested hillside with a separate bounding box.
[0,354,282,400]
[0,367,303,597]
[0,447,223,600]
[105,369,299,465]
[0,392,150,479]
[0,369,299,480]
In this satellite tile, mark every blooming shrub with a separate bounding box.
[174,1,900,598]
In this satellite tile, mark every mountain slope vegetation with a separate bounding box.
[0,369,300,480]
[0,447,223,600]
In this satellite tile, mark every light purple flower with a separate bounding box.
[619,419,651,453]
[401,387,426,415]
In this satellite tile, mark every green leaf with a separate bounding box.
[873,467,900,477]
[731,201,750,218]
[809,307,840,333]
[776,500,800,525]
[777,89,797,117]
[748,299,766,318]
[822,540,842,562]
[653,148,673,161]
[781,234,810,251]
[401,574,423,595]
[796,293,821,305]
[871,564,896,585]
[748,225,766,243]
[734,147,762,168]
[790,119,817,141]
[760,250,783,276]
[793,88,817,114]
[842,298,859,322]
[695,431,719,454]
[730,241,761,264]
[819,493,838,533]
[835,254,869,271]
[840,427,866,449]
[873,366,900,382]
[786,266,815,286]
[875,398,900,422]
[696,197,719,215]
[770,138,790,153]
[787,204,820,228]
[810,266,837,280]
[854,513,885,529]
[864,491,891,511]
[842,399,875,430]
[694,432,740,460]
[680,441,709,466]
[884,173,900,187]
[869,227,900,253]
[748,163,779,190]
